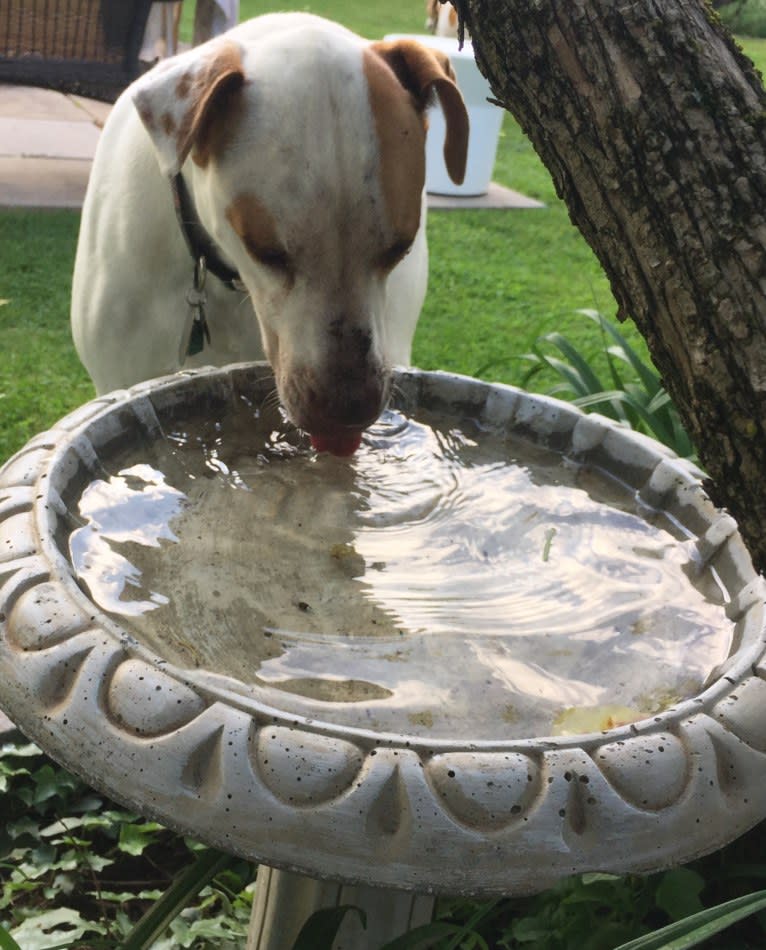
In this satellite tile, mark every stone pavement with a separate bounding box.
[0,82,542,210]
[0,84,110,209]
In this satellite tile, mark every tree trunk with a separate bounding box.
[463,0,766,571]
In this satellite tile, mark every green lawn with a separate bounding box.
[0,212,90,461]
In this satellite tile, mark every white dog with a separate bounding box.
[71,13,468,455]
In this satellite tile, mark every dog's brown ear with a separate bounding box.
[370,39,469,185]
[133,40,245,176]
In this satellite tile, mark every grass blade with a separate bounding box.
[535,353,600,398]
[583,309,661,397]
[540,331,607,395]
[613,889,766,950]
[0,928,22,950]
[119,848,236,949]
[444,897,502,949]
[568,388,633,427]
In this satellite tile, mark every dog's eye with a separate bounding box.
[244,238,292,276]
[377,239,414,272]
[256,247,291,273]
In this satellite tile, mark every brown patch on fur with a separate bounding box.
[176,71,193,99]
[369,39,468,186]
[226,192,295,288]
[136,104,155,130]
[174,41,245,168]
[161,112,176,136]
[363,47,426,242]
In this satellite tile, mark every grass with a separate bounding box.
[0,212,91,462]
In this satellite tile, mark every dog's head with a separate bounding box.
[133,19,469,455]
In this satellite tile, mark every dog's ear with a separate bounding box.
[370,39,469,185]
[132,41,245,176]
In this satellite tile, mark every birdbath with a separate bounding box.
[1,363,766,948]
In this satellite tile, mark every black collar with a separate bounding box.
[170,173,243,291]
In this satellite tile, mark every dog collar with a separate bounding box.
[170,173,244,292]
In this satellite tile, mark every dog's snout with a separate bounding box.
[306,372,387,429]
[282,362,390,437]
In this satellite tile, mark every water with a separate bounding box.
[67,403,733,740]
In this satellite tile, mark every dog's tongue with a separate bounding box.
[310,430,363,457]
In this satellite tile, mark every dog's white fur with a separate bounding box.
[71,13,468,449]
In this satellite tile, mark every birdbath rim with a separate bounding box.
[1,362,764,896]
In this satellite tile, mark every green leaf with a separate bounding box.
[75,792,108,813]
[0,926,22,950]
[40,816,88,837]
[291,905,366,950]
[82,852,115,873]
[0,742,43,760]
[511,914,555,943]
[7,816,45,841]
[613,888,766,950]
[581,872,623,885]
[94,889,164,903]
[26,764,78,806]
[10,907,106,950]
[168,913,249,943]
[118,821,165,856]
[655,868,706,922]
[120,848,236,950]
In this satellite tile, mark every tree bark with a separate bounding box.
[463,0,766,571]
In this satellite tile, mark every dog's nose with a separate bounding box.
[306,375,387,430]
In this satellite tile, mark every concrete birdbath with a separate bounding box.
[1,363,765,948]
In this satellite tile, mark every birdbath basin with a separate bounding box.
[1,363,766,946]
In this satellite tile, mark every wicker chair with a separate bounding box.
[0,0,157,101]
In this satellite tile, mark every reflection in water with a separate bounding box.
[68,408,733,740]
[70,464,185,616]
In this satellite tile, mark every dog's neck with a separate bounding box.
[170,173,243,292]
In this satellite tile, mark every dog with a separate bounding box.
[71,13,469,456]
[426,0,462,38]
